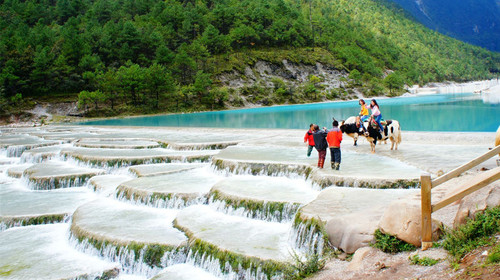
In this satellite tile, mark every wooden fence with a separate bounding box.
[420,145,500,250]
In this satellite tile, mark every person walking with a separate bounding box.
[312,124,328,168]
[327,120,343,170]
[304,123,315,157]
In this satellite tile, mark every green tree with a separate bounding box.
[193,70,212,99]
[78,90,105,112]
[116,63,145,106]
[201,24,230,54]
[384,72,404,95]
[172,49,196,85]
[144,63,175,109]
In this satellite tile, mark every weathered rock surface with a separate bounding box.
[454,182,500,227]
[298,187,416,223]
[379,172,500,246]
[326,206,385,254]
[379,197,442,246]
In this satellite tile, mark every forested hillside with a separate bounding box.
[1,0,499,117]
[386,0,500,52]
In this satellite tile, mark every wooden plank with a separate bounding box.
[432,166,500,213]
[421,174,433,250]
[432,145,500,188]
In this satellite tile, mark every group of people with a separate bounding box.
[304,98,383,170]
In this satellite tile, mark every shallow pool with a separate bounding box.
[81,93,500,132]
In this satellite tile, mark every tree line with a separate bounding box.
[1,0,499,116]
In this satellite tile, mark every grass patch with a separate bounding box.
[409,254,439,266]
[371,229,416,254]
[283,251,327,280]
[487,242,500,264]
[442,206,500,262]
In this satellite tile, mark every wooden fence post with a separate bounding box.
[421,173,433,250]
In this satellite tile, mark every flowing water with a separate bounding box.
[0,110,497,279]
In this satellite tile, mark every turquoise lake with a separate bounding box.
[81,93,500,132]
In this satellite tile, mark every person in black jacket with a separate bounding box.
[312,124,328,168]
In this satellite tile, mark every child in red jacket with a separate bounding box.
[327,120,343,170]
[304,123,315,157]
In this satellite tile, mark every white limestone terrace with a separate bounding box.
[0,182,96,229]
[128,162,206,177]
[174,205,293,263]
[211,175,318,205]
[19,144,68,163]
[88,174,135,196]
[0,134,62,157]
[6,163,33,178]
[75,138,162,149]
[23,160,105,190]
[0,224,120,279]
[209,175,319,222]
[71,198,187,248]
[116,166,222,208]
[61,146,219,166]
[0,125,497,279]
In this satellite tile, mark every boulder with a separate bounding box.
[454,183,500,227]
[326,206,385,253]
[347,247,382,271]
[379,198,442,247]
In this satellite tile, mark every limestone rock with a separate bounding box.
[347,247,381,271]
[454,183,500,227]
[326,206,385,253]
[379,198,442,247]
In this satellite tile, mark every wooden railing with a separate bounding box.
[421,145,500,250]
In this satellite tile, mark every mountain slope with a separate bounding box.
[386,0,500,52]
[1,0,499,116]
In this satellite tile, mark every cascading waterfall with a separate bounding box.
[183,249,278,280]
[207,197,300,223]
[115,190,208,209]
[68,232,188,278]
[6,145,27,157]
[289,221,327,256]
[1,125,432,280]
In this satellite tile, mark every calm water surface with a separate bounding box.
[81,93,500,132]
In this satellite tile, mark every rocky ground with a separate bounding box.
[309,241,500,280]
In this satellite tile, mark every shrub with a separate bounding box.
[284,251,326,280]
[371,229,416,254]
[409,255,439,266]
[487,243,500,264]
[442,206,500,261]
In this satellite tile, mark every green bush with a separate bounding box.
[371,229,416,254]
[284,252,326,280]
[442,206,500,261]
[409,255,439,266]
